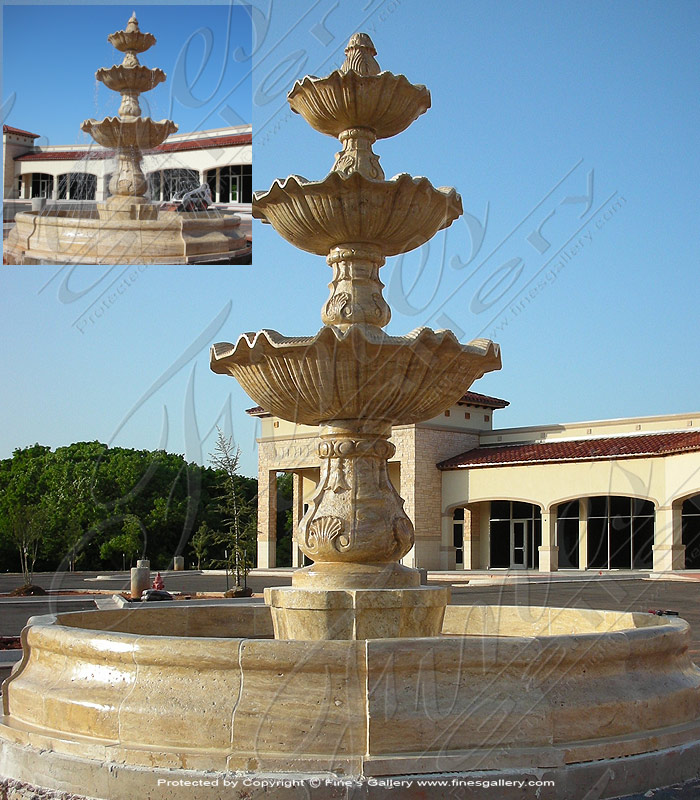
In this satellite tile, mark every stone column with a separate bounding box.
[653,505,685,571]
[257,469,277,568]
[130,558,150,598]
[578,498,588,570]
[463,505,481,570]
[291,472,303,568]
[173,556,184,571]
[538,509,559,572]
[440,513,455,570]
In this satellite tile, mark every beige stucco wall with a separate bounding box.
[5,126,251,202]
[441,450,700,513]
[481,412,700,446]
[3,133,35,198]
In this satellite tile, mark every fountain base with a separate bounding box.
[264,585,450,639]
[98,196,159,221]
[4,209,250,265]
[2,602,700,799]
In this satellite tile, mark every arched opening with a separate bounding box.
[488,501,542,569]
[586,496,654,570]
[204,165,252,203]
[147,169,199,201]
[29,172,54,198]
[57,173,96,200]
[682,495,700,569]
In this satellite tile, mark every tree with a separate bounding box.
[99,515,142,567]
[209,430,255,589]
[5,506,46,586]
[190,521,215,570]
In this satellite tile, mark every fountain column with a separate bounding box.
[211,33,502,639]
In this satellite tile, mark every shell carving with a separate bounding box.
[306,515,351,553]
[326,291,352,320]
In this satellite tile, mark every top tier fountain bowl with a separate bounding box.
[4,13,248,265]
[2,33,700,800]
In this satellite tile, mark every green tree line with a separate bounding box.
[0,441,258,575]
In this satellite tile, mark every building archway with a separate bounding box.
[205,165,252,203]
[488,501,542,569]
[584,496,654,569]
[25,172,53,199]
[147,169,199,201]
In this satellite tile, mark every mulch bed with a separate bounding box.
[0,636,21,650]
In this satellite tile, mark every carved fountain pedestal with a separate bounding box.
[212,32,500,641]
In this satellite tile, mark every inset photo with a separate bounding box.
[3,4,252,265]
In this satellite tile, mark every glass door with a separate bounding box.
[511,520,528,569]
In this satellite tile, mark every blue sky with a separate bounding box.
[1,0,699,477]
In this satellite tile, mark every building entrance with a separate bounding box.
[489,501,542,569]
[510,520,528,569]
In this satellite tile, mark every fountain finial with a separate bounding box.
[340,32,380,76]
[126,12,139,32]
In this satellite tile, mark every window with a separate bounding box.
[556,501,579,569]
[587,496,654,569]
[204,165,252,203]
[489,501,541,568]
[682,495,700,569]
[452,508,464,565]
[30,173,54,199]
[147,169,199,201]
[56,173,96,200]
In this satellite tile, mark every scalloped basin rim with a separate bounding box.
[289,68,429,95]
[209,326,501,427]
[211,324,499,361]
[81,116,177,130]
[253,170,460,208]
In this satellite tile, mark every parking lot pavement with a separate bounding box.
[1,571,699,657]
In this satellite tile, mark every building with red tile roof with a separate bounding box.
[3,125,251,205]
[246,392,700,575]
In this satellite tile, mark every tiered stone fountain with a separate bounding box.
[4,13,248,265]
[211,32,501,637]
[2,34,700,800]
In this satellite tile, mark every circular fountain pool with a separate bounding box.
[2,602,699,799]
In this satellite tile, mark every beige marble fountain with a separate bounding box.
[4,13,248,265]
[2,33,700,800]
[211,32,501,639]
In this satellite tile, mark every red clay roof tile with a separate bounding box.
[438,431,700,470]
